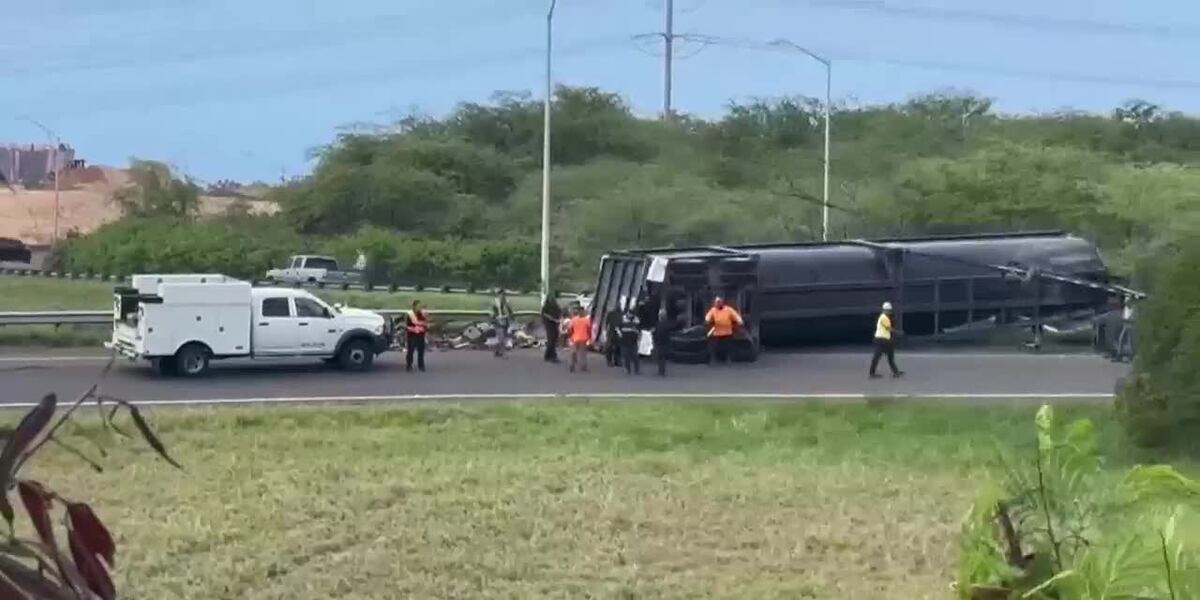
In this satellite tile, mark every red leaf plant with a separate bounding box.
[0,359,181,598]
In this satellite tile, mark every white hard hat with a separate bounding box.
[882,301,893,311]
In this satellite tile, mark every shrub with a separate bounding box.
[1115,235,1200,447]
[59,217,302,280]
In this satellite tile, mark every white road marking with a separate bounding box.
[0,392,1113,409]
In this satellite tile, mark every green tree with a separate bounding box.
[111,159,201,219]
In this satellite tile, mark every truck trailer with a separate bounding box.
[589,231,1133,363]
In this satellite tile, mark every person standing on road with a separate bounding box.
[404,300,428,372]
[652,308,673,376]
[1115,293,1137,362]
[619,308,641,375]
[490,289,514,358]
[566,305,592,373]
[604,305,623,368]
[704,297,743,365]
[541,291,564,363]
[869,301,904,379]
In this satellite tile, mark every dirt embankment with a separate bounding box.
[0,166,278,245]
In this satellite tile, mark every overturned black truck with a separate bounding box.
[588,231,1138,363]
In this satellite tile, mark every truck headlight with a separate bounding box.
[374,323,385,335]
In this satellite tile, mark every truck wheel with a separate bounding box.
[155,357,177,376]
[174,343,210,377]
[338,339,374,372]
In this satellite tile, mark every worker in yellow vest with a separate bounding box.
[704,297,744,365]
[405,300,429,372]
[869,301,904,378]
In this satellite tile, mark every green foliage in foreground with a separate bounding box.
[958,405,1199,599]
[1116,234,1200,449]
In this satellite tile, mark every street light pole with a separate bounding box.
[768,39,832,242]
[822,62,831,242]
[540,0,557,303]
[20,117,62,247]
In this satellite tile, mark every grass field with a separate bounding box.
[13,400,1152,599]
[0,276,540,347]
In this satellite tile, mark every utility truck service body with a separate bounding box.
[106,274,391,376]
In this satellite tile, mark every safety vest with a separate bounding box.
[875,313,892,340]
[569,316,592,344]
[407,310,428,335]
[705,306,743,338]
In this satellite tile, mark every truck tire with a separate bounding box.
[155,357,177,376]
[174,343,210,377]
[338,339,374,372]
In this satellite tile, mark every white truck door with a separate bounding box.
[286,257,302,283]
[293,295,340,354]
[255,296,300,355]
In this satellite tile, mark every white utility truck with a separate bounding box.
[106,274,392,377]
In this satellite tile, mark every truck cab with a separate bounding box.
[107,274,391,376]
[264,255,362,286]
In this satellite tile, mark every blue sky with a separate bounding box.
[3,0,1199,182]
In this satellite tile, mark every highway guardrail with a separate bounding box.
[0,270,560,296]
[0,310,541,328]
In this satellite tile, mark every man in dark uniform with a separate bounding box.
[619,308,641,375]
[652,308,673,377]
[541,291,563,363]
[604,305,623,368]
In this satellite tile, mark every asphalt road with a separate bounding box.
[0,347,1129,406]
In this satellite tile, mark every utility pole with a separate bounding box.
[663,0,674,119]
[540,0,557,303]
[20,117,62,247]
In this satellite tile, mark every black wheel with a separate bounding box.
[174,343,210,377]
[338,339,374,371]
[155,357,177,376]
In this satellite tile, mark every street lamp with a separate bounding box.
[540,0,557,303]
[768,39,832,242]
[19,117,63,247]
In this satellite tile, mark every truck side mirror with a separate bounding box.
[323,307,332,319]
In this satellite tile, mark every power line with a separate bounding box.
[16,36,631,119]
[689,34,1200,92]
[1,3,552,78]
[791,0,1200,40]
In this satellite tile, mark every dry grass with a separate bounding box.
[14,401,1122,599]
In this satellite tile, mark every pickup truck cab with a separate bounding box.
[106,274,391,377]
[264,255,362,286]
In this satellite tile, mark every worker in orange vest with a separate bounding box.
[705,296,744,365]
[405,300,429,372]
[565,304,593,373]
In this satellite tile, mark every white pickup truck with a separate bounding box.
[264,255,362,286]
[106,274,392,377]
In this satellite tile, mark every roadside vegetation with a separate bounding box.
[48,90,1200,291]
[18,400,1185,599]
